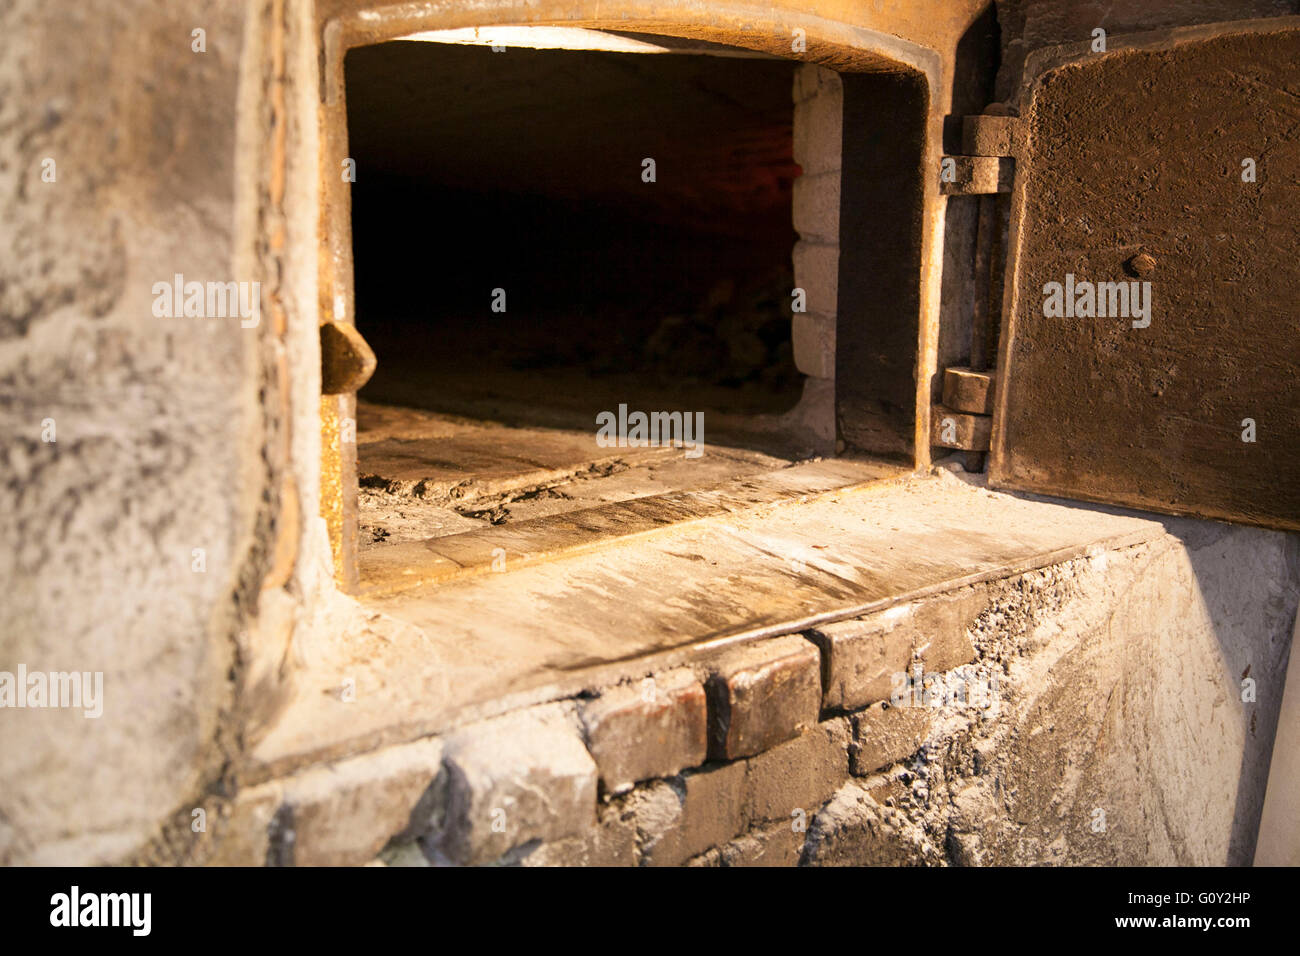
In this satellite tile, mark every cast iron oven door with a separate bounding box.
[990,19,1300,531]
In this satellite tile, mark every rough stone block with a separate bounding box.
[793,63,843,104]
[792,311,836,380]
[938,155,1014,195]
[635,761,748,867]
[579,669,707,794]
[744,717,850,824]
[715,822,808,867]
[793,73,843,176]
[431,705,597,866]
[793,170,840,242]
[806,614,913,712]
[190,783,282,866]
[850,703,933,775]
[518,798,638,867]
[914,596,981,674]
[276,738,444,867]
[807,589,981,712]
[706,635,822,760]
[962,114,1023,157]
[793,239,839,316]
[802,780,923,866]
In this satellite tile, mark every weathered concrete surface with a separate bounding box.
[805,523,1300,865]
[1255,612,1300,865]
[0,0,332,869]
[0,0,258,865]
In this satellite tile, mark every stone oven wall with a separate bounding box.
[2,0,1297,866]
[1,0,325,864]
[1,0,258,864]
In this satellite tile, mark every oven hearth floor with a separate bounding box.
[356,399,860,593]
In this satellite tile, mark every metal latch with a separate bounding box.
[320,320,377,394]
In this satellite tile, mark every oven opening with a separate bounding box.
[340,30,918,592]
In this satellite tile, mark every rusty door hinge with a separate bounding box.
[933,368,996,450]
[934,111,1021,468]
[939,113,1023,196]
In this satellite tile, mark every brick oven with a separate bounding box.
[3,0,1300,869]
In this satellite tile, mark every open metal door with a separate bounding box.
[989,19,1300,531]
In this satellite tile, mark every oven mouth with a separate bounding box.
[322,24,930,595]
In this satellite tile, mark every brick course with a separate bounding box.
[579,669,708,794]
[706,635,822,760]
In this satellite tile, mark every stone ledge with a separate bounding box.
[223,486,1190,866]
[211,628,980,867]
[218,514,1297,867]
[246,477,1164,784]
